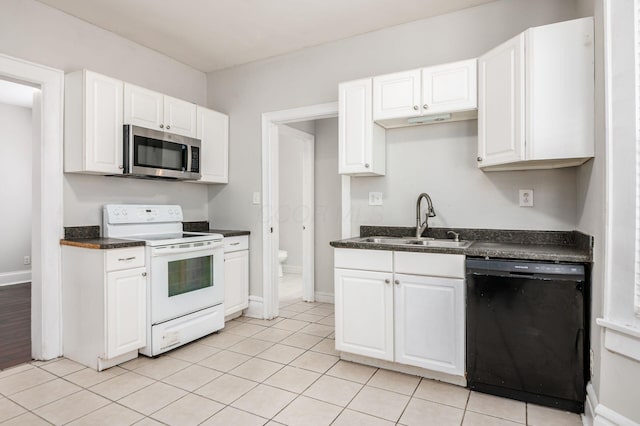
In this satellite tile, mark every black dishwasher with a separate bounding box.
[466,258,587,413]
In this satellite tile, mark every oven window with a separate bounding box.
[134,136,186,171]
[168,255,213,297]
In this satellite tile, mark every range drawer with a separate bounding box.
[105,247,145,272]
[224,236,249,253]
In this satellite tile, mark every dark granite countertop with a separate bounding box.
[60,226,145,250]
[183,221,250,237]
[330,226,593,263]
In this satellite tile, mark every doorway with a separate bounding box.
[277,124,314,304]
[261,102,346,319]
[0,54,64,363]
[0,79,37,369]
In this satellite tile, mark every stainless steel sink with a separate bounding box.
[406,239,472,248]
[359,236,471,249]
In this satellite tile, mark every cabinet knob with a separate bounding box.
[364,163,370,168]
[394,279,400,285]
[142,272,147,277]
[423,104,429,110]
[118,165,124,170]
[413,105,419,111]
[166,125,171,130]
[385,279,390,284]
[159,124,164,129]
[477,156,483,162]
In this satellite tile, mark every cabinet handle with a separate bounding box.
[118,256,136,261]
[118,165,124,170]
[477,156,483,162]
[230,242,240,246]
[142,272,147,277]
[384,279,390,284]
[394,279,400,285]
[159,124,164,129]
[423,104,429,110]
[413,105,419,111]
[166,125,171,130]
[364,163,370,168]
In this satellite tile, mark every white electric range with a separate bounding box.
[103,204,225,356]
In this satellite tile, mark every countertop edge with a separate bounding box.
[60,239,146,250]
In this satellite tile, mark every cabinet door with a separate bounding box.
[478,34,525,168]
[164,95,197,138]
[373,69,421,121]
[84,71,123,174]
[196,106,229,183]
[123,83,163,131]
[339,79,385,175]
[394,273,465,376]
[106,267,147,359]
[335,268,393,361]
[224,250,249,316]
[422,59,477,115]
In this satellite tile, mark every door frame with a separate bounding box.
[261,102,343,319]
[0,54,64,360]
[277,124,315,302]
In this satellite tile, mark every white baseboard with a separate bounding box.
[243,296,264,319]
[0,270,31,286]
[587,381,640,426]
[314,291,334,304]
[282,265,302,274]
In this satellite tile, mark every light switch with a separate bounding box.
[252,192,261,205]
[369,192,383,206]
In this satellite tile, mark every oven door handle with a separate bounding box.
[151,246,217,257]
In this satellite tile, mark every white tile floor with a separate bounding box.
[0,299,583,426]
[279,272,303,303]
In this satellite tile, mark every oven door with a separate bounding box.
[149,242,224,324]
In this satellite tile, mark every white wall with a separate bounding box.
[0,0,209,226]
[351,122,578,231]
[0,103,31,274]
[278,125,306,269]
[314,118,341,295]
[205,0,584,297]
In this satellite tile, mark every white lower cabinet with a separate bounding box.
[106,268,147,359]
[335,268,394,361]
[62,245,147,371]
[224,236,249,317]
[394,273,465,376]
[334,248,465,377]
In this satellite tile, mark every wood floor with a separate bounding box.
[0,282,31,370]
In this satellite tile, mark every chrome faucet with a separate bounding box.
[415,193,436,238]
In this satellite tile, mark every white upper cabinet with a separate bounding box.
[422,59,478,115]
[123,83,163,131]
[124,83,197,138]
[373,69,421,121]
[64,70,123,175]
[164,95,197,138]
[373,59,478,127]
[339,78,385,176]
[194,106,229,184]
[478,17,594,171]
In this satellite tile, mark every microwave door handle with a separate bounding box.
[151,245,219,257]
[186,145,191,172]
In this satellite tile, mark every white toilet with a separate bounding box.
[278,250,288,277]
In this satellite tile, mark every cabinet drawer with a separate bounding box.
[394,252,464,278]
[334,248,393,272]
[224,236,249,253]
[106,247,145,272]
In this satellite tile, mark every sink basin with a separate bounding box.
[407,239,472,249]
[358,236,471,249]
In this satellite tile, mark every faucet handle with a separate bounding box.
[447,231,460,242]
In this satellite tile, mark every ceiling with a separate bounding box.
[36,0,496,72]
[0,79,38,108]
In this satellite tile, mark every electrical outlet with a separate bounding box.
[369,192,383,206]
[252,192,261,205]
[590,348,594,377]
[23,255,31,265]
[519,189,534,207]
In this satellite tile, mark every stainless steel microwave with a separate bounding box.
[123,125,201,180]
